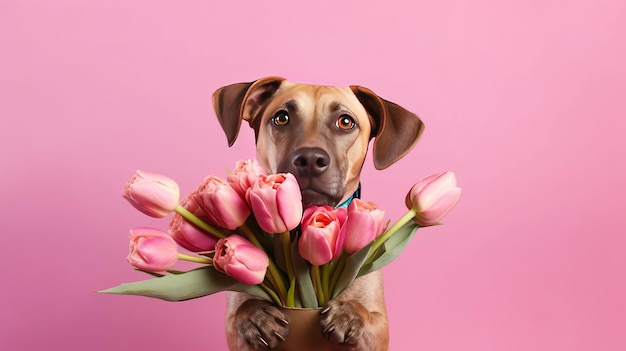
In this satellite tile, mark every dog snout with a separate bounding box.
[291,147,330,177]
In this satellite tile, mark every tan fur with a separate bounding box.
[213,77,423,350]
[252,83,371,206]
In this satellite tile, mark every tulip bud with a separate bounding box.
[213,235,269,285]
[405,172,462,226]
[341,199,386,254]
[169,193,218,252]
[298,206,347,265]
[247,173,303,233]
[123,170,180,218]
[227,159,266,198]
[196,176,250,230]
[127,227,179,272]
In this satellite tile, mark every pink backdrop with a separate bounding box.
[1,1,625,350]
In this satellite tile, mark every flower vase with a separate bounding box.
[271,308,332,351]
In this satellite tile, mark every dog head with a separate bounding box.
[213,76,424,207]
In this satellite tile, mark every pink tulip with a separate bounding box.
[247,173,303,233]
[196,175,250,230]
[122,170,180,218]
[405,172,462,226]
[169,193,218,252]
[341,199,386,254]
[213,235,269,285]
[298,206,347,265]
[227,159,266,198]
[127,227,179,272]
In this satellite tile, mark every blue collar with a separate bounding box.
[335,183,361,209]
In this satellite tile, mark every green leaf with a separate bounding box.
[331,242,374,299]
[329,221,420,299]
[98,266,272,302]
[244,217,275,254]
[166,269,186,275]
[272,232,288,273]
[357,221,419,277]
[135,269,165,278]
[291,238,318,308]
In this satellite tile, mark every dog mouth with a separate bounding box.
[300,188,341,208]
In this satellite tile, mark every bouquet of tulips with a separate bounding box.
[100,159,461,308]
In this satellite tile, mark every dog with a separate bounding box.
[213,76,424,350]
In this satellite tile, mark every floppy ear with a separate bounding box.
[212,76,285,146]
[350,86,425,170]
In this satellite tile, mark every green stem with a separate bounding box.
[239,224,287,303]
[282,231,295,280]
[260,283,283,305]
[321,264,331,301]
[175,205,226,239]
[286,277,296,308]
[311,265,326,306]
[369,209,417,254]
[329,253,347,296]
[263,270,283,303]
[177,253,212,265]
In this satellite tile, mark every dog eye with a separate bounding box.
[336,115,356,130]
[272,111,290,126]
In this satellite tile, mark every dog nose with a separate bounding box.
[291,147,330,177]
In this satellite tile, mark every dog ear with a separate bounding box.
[350,86,425,170]
[212,76,285,146]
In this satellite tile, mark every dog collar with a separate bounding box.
[335,183,361,209]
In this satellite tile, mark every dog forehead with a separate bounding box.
[270,82,369,121]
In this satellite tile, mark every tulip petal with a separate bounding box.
[411,172,445,197]
[227,159,266,198]
[234,244,271,271]
[299,206,342,265]
[177,220,218,251]
[127,228,178,272]
[123,171,180,218]
[299,228,334,266]
[249,191,281,233]
[248,174,303,233]
[406,171,461,226]
[198,176,250,230]
[341,200,385,254]
[276,174,303,231]
[136,170,179,188]
[334,226,347,258]
[417,172,458,210]
[419,187,462,225]
[332,208,348,257]
[223,262,267,285]
[213,235,269,285]
[136,237,172,262]
[342,214,376,254]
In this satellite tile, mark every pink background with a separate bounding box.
[1,0,625,350]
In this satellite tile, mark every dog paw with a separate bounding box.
[319,299,366,345]
[235,299,289,350]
